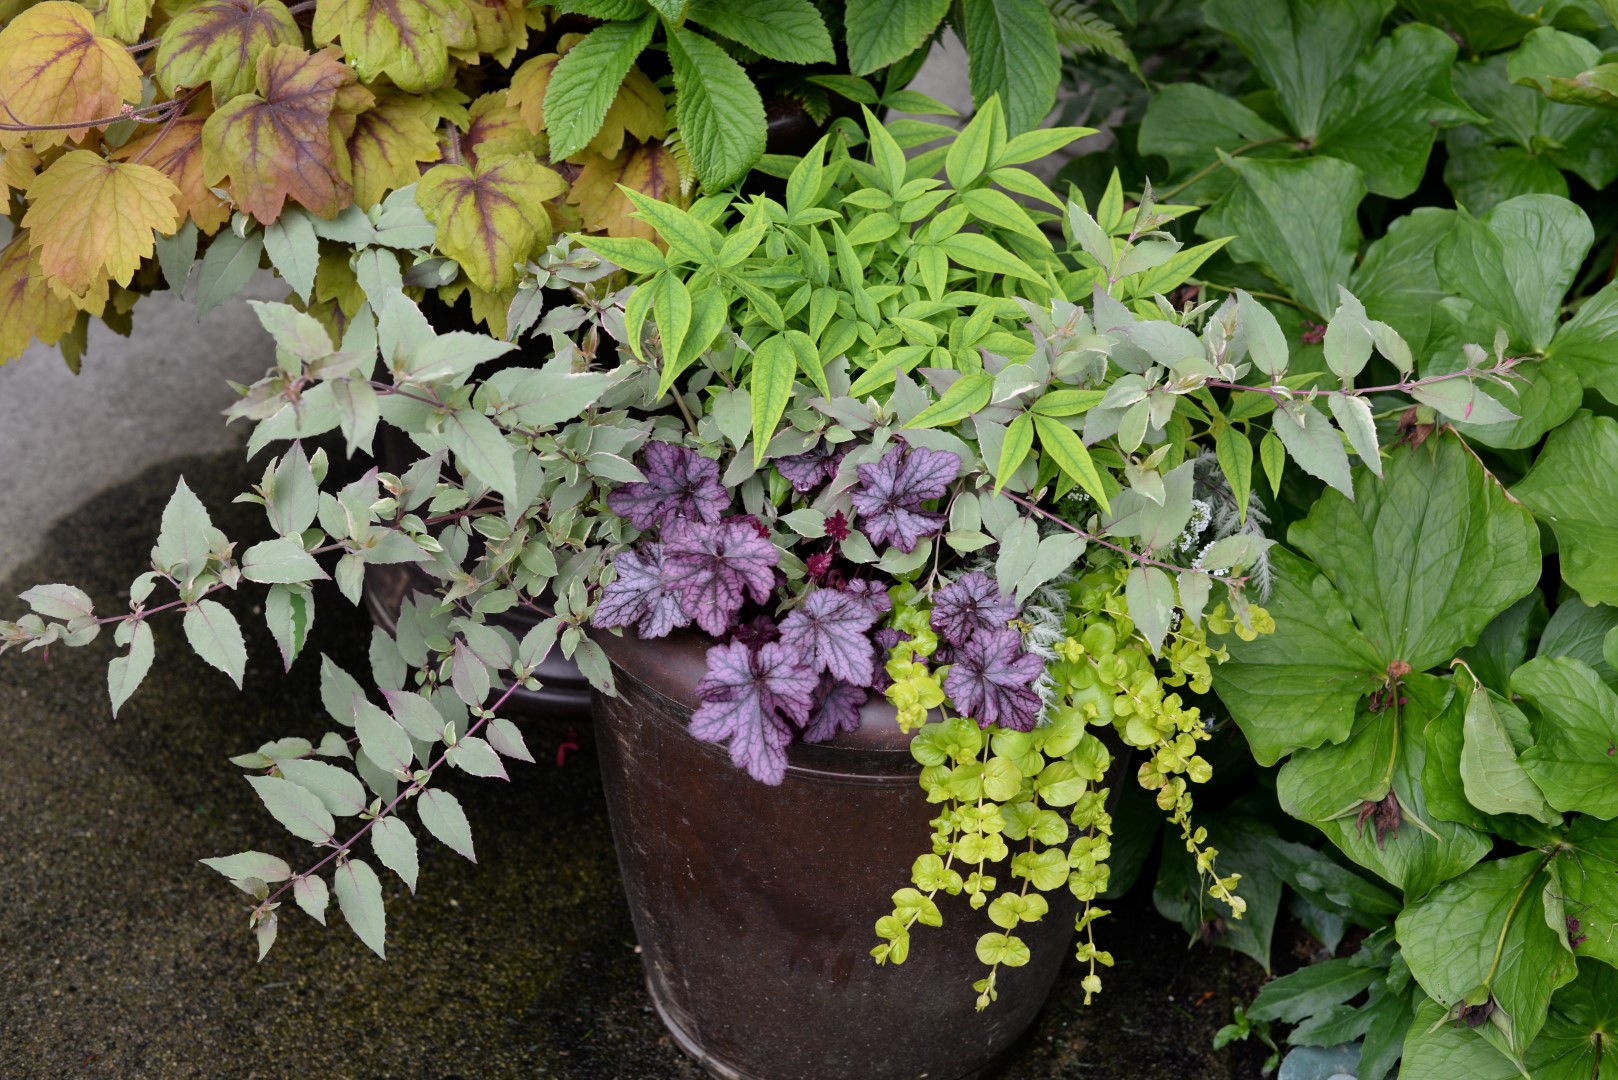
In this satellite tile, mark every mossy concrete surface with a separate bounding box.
[0,451,1265,1079]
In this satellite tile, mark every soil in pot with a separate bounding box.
[591,628,1078,1080]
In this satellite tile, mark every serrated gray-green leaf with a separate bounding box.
[1288,433,1541,673]
[448,735,508,779]
[195,230,265,318]
[959,0,1061,135]
[1272,399,1352,497]
[484,717,534,763]
[371,816,419,894]
[333,857,387,959]
[155,477,215,584]
[241,538,326,585]
[417,788,476,862]
[352,697,414,777]
[844,0,949,76]
[543,15,656,161]
[246,774,336,845]
[200,850,292,883]
[153,218,197,298]
[381,689,445,743]
[686,0,832,64]
[319,655,363,728]
[444,407,517,496]
[293,874,328,924]
[1512,657,1618,818]
[107,620,154,718]
[265,584,313,672]
[1124,565,1174,654]
[1460,683,1560,825]
[1513,413,1618,606]
[263,210,318,302]
[668,28,766,191]
[276,758,368,818]
[183,599,247,689]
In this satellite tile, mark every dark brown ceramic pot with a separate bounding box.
[592,629,1076,1080]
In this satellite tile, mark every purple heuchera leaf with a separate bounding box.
[802,676,867,742]
[931,571,1018,647]
[592,543,689,638]
[663,517,780,636]
[690,641,818,784]
[944,628,1044,731]
[606,442,727,531]
[842,578,893,617]
[776,442,841,493]
[778,588,878,686]
[849,442,959,553]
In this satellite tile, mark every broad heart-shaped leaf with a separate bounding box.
[1313,23,1471,198]
[21,152,179,300]
[0,231,77,363]
[1396,850,1577,1060]
[1512,657,1618,819]
[1277,673,1492,897]
[313,0,475,93]
[1136,84,1289,203]
[347,92,441,209]
[111,109,231,235]
[1202,0,1389,139]
[1197,154,1365,319]
[333,857,387,958]
[541,14,654,161]
[843,0,947,75]
[1513,413,1618,606]
[154,0,302,103]
[1435,194,1592,353]
[958,0,1061,135]
[667,28,765,192]
[1288,434,1540,674]
[0,2,143,151]
[416,155,564,292]
[202,45,362,224]
[1215,548,1384,765]
[1547,281,1618,407]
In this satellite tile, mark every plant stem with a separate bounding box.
[1155,136,1295,202]
[1001,490,1243,585]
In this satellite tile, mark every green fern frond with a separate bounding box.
[662,127,699,199]
[1047,0,1143,81]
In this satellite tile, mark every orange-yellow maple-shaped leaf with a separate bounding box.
[0,144,40,193]
[567,140,685,242]
[349,91,440,208]
[460,91,541,167]
[112,108,232,234]
[0,2,143,150]
[153,0,302,104]
[0,231,78,363]
[589,68,666,159]
[416,154,565,292]
[505,37,578,134]
[202,45,359,223]
[438,276,513,339]
[21,150,180,300]
[313,0,476,94]
[458,0,527,66]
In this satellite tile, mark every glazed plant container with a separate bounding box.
[592,629,1076,1080]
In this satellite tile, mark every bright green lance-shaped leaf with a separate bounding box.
[686,0,833,64]
[1419,300,1577,449]
[1460,681,1559,825]
[333,856,387,958]
[1203,0,1390,138]
[1513,413,1618,606]
[750,334,797,464]
[370,816,419,893]
[247,774,336,844]
[1278,673,1491,897]
[542,14,655,161]
[1288,433,1540,673]
[1216,548,1383,764]
[958,0,1061,135]
[1435,194,1592,353]
[843,0,948,75]
[1312,23,1471,198]
[184,599,247,688]
[1547,281,1618,407]
[107,620,154,718]
[1198,155,1365,318]
[667,28,765,191]
[417,156,566,293]
[416,787,475,862]
[1512,657,1618,819]
[1137,84,1288,203]
[1034,414,1109,511]
[1396,850,1576,1060]
[907,371,993,430]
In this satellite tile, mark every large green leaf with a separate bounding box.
[1202,0,1391,139]
[958,0,1061,135]
[1443,129,1570,215]
[1400,0,1540,54]
[1136,84,1289,203]
[1458,593,1545,697]
[1513,657,1618,819]
[667,28,766,191]
[1434,194,1592,352]
[1288,434,1540,673]
[686,0,833,64]
[1197,154,1364,318]
[843,0,949,76]
[1536,597,1618,687]
[1450,56,1618,193]
[1396,851,1577,1060]
[1215,548,1383,765]
[1313,23,1471,197]
[1349,207,1453,355]
[542,14,656,161]
[1559,817,1618,971]
[1513,413,1618,606]
[1547,281,1618,406]
[1277,673,1492,897]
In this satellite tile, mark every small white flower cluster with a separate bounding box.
[1174,497,1213,554]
